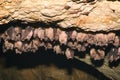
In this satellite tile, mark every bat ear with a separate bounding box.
[33,28,38,38]
[107,32,116,44]
[6,26,14,40]
[53,45,62,54]
[97,49,105,59]
[113,36,120,47]
[54,28,62,41]
[118,47,120,56]
[21,26,33,41]
[70,30,77,41]
[107,48,120,62]
[65,48,74,59]
[3,40,14,53]
[45,28,54,41]
[90,48,97,59]
[37,28,45,40]
[59,31,68,45]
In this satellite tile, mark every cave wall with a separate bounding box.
[0,0,120,80]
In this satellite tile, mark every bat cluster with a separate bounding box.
[1,26,120,62]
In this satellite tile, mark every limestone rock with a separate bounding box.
[0,0,120,32]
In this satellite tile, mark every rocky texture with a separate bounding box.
[0,0,120,31]
[75,55,120,80]
[0,0,120,80]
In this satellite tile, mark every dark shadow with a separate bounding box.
[91,59,104,67]
[109,59,120,68]
[71,58,110,80]
[0,48,111,80]
[74,50,86,58]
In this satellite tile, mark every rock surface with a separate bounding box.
[0,0,120,80]
[0,0,120,31]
